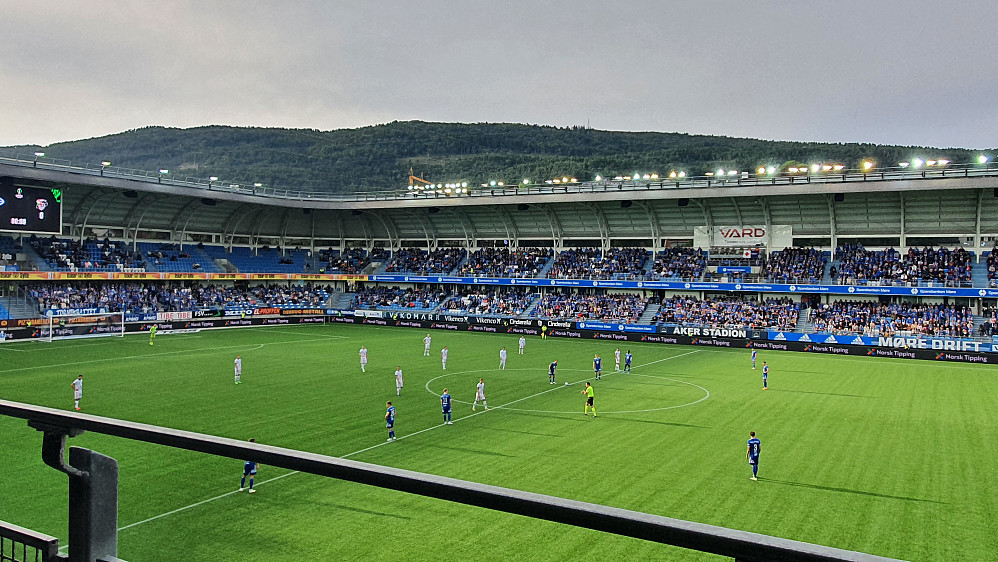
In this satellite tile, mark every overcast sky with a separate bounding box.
[1,1,995,149]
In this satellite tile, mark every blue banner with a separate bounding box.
[768,331,994,353]
[717,266,752,273]
[46,307,108,317]
[366,274,998,298]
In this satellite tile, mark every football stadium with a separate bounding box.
[2,152,998,561]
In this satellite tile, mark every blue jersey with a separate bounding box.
[243,461,257,475]
[594,357,602,371]
[624,352,632,365]
[747,438,761,460]
[385,406,395,427]
[751,350,757,360]
[762,365,769,378]
[549,362,557,375]
[441,393,452,411]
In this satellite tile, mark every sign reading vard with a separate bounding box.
[714,226,767,246]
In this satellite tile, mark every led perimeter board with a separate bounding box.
[0,182,63,235]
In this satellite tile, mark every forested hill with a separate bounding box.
[2,121,986,193]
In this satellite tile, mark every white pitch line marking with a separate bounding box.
[65,349,706,542]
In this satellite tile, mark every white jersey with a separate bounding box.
[72,378,83,398]
[615,350,621,363]
[234,357,242,374]
[359,348,368,364]
[518,337,526,349]
[476,381,485,399]
[499,349,507,361]
[395,369,404,388]
[423,336,432,349]
[441,348,449,361]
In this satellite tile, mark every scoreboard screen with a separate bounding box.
[0,184,63,235]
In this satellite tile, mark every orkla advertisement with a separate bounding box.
[714,226,768,246]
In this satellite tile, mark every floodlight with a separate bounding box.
[101,160,111,167]
[594,175,602,181]
[912,158,924,168]
[650,173,659,179]
[159,169,169,174]
[937,159,949,166]
[811,164,821,173]
[862,161,874,171]
[728,170,738,176]
[767,166,776,175]
[209,176,219,181]
[926,160,936,166]
[822,165,833,172]
[979,155,990,164]
[758,167,766,175]
[678,171,686,178]
[717,169,725,176]
[899,162,910,168]
[669,171,677,178]
[34,152,45,158]
[832,164,844,171]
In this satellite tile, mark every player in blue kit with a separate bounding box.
[746,431,761,480]
[385,401,396,441]
[441,388,453,425]
[593,354,602,380]
[751,348,757,370]
[548,360,558,384]
[624,350,632,373]
[762,362,769,390]
[239,438,258,493]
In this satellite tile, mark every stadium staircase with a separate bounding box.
[971,252,990,288]
[820,251,833,284]
[536,256,557,278]
[19,242,50,271]
[795,309,812,333]
[637,303,660,324]
[520,294,543,317]
[331,292,356,310]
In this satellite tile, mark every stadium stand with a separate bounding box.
[807,300,975,337]
[351,286,447,310]
[546,248,649,280]
[439,288,536,316]
[648,248,707,280]
[202,245,308,273]
[530,292,648,323]
[29,236,146,271]
[385,248,464,275]
[654,296,800,331]
[764,247,828,283]
[318,247,371,274]
[457,247,551,278]
[833,245,973,287]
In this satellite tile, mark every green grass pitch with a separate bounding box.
[1,323,997,561]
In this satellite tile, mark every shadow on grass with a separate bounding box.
[763,479,943,503]
[776,389,868,398]
[479,426,561,438]
[604,417,708,429]
[329,503,412,519]
[422,443,516,458]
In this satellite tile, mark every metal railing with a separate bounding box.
[0,399,901,562]
[2,152,996,204]
[0,520,61,562]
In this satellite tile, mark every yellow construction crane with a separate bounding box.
[408,168,434,190]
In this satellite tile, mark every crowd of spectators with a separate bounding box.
[765,247,828,282]
[808,300,975,337]
[25,282,338,314]
[457,247,551,278]
[440,288,535,316]
[248,284,331,308]
[318,248,370,274]
[31,236,146,271]
[834,245,973,286]
[385,248,464,275]
[531,292,648,323]
[654,296,800,330]
[648,248,707,280]
[546,248,649,280]
[987,250,998,288]
[351,286,447,310]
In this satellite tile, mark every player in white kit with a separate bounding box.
[518,336,526,355]
[71,374,83,411]
[395,366,404,396]
[614,348,621,371]
[359,345,368,372]
[499,347,507,370]
[234,355,242,384]
[441,346,449,370]
[472,378,488,411]
[423,334,432,357]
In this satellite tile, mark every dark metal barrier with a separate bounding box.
[0,519,62,561]
[0,399,903,562]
